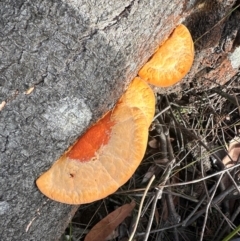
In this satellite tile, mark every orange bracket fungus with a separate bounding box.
[36,77,155,204]
[37,24,194,204]
[138,24,194,87]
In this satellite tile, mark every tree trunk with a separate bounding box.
[0,0,239,240]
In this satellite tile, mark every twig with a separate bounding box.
[143,188,161,241]
[143,159,175,241]
[212,87,239,108]
[200,172,223,241]
[153,106,170,121]
[129,175,155,241]
[165,185,180,241]
[182,184,216,226]
[161,163,240,188]
[184,183,238,226]
[116,188,200,203]
[137,222,182,236]
[216,199,240,241]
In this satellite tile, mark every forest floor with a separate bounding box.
[61,75,240,241]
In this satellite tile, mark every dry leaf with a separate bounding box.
[84,201,136,241]
[222,137,240,167]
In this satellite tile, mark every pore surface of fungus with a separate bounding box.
[36,77,155,204]
[138,24,194,87]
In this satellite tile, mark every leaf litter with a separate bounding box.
[61,75,240,241]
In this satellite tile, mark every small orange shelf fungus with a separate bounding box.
[36,77,155,204]
[138,24,194,87]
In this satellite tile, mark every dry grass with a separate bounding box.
[62,76,240,241]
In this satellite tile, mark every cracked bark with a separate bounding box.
[0,0,239,240]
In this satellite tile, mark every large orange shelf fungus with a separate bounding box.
[36,77,155,205]
[138,24,194,87]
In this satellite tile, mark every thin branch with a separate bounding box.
[129,175,155,241]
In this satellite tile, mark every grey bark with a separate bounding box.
[1,0,240,240]
[0,0,185,240]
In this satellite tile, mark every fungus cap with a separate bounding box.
[36,77,155,204]
[138,24,194,87]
